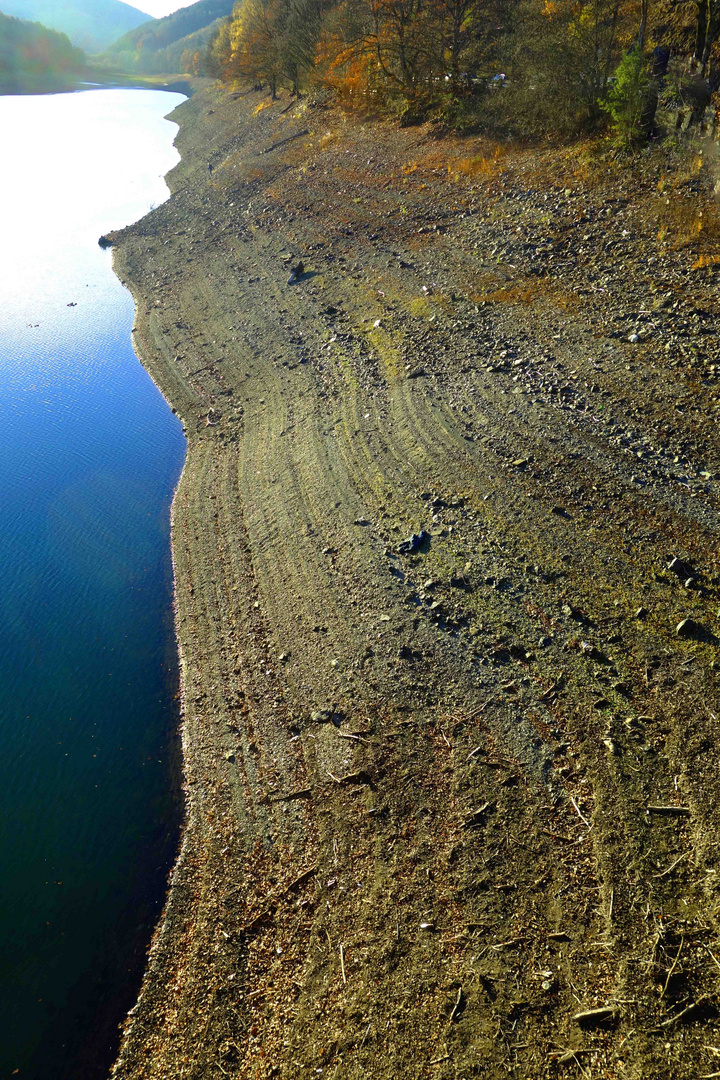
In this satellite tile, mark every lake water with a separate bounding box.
[0,89,187,1078]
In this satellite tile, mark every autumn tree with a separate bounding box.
[224,0,283,94]
[278,0,329,91]
[497,0,624,134]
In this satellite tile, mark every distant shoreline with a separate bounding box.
[0,71,196,97]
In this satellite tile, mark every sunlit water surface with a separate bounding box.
[0,89,187,1078]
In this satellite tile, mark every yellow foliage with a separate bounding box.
[693,254,720,269]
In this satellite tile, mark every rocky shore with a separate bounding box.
[110,83,720,1079]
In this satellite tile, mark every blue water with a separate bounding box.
[0,89,187,1078]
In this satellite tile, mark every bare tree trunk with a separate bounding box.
[700,0,719,74]
[637,0,649,51]
[695,0,708,63]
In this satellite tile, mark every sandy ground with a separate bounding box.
[108,83,720,1079]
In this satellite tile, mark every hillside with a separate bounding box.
[0,0,150,53]
[107,84,720,1080]
[0,11,85,92]
[106,0,232,74]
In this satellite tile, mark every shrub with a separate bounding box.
[602,47,652,146]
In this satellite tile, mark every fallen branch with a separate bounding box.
[662,936,684,996]
[570,795,592,829]
[270,788,312,802]
[260,128,309,155]
[573,1006,617,1028]
[449,987,465,1022]
[647,804,691,816]
[336,730,367,744]
[653,850,692,878]
[284,866,316,893]
[556,1048,594,1064]
[328,769,374,787]
[658,996,707,1028]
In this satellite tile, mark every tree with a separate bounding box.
[602,44,651,143]
[226,0,283,95]
[498,0,624,135]
[694,0,720,74]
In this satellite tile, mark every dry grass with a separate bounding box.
[447,147,505,183]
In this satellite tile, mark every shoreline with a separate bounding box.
[109,83,720,1079]
[0,73,200,98]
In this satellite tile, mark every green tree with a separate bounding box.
[602,45,651,144]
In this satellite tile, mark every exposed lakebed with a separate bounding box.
[0,89,186,1078]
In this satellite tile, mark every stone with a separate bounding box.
[668,556,693,580]
[311,708,335,723]
[676,618,701,638]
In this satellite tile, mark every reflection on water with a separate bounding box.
[0,89,187,1079]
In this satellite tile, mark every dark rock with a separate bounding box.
[668,556,694,580]
[398,530,429,555]
[288,261,304,284]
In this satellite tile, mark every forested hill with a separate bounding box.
[0,0,149,52]
[0,11,85,92]
[207,0,718,141]
[106,0,233,74]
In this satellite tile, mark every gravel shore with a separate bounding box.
[109,82,720,1079]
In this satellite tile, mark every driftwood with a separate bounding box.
[573,1006,617,1028]
[260,129,309,155]
[269,788,312,802]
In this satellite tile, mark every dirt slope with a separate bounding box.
[109,85,720,1079]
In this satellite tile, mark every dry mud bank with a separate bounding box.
[111,85,720,1079]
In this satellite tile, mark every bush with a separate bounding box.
[602,47,652,147]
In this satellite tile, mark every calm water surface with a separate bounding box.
[0,89,187,1078]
